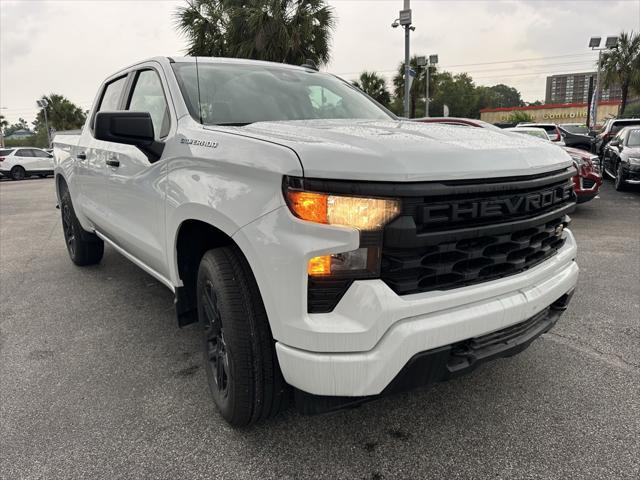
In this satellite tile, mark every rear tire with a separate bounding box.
[10,166,26,181]
[197,246,287,426]
[60,189,104,265]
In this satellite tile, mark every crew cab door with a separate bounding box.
[76,75,128,231]
[102,66,173,278]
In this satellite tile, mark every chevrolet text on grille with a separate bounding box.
[421,183,573,224]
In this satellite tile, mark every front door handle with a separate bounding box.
[76,152,87,160]
[106,159,120,167]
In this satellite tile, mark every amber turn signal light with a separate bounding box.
[308,255,332,276]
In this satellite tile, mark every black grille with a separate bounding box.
[381,216,569,295]
[381,169,575,296]
[582,178,596,188]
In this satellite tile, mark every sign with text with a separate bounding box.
[399,9,412,25]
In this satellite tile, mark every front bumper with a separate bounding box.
[624,164,640,182]
[295,292,573,414]
[234,207,578,398]
[573,171,602,203]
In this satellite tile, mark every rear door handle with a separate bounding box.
[76,152,87,160]
[106,158,120,167]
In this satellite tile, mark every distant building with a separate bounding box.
[545,72,622,104]
[480,100,620,127]
[5,129,34,140]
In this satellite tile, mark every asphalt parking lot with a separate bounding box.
[1,177,639,480]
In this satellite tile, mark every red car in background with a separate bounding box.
[413,117,602,204]
[565,147,602,203]
[414,117,502,130]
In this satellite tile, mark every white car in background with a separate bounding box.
[507,127,554,142]
[0,147,54,180]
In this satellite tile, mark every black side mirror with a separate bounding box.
[609,138,620,147]
[94,111,164,163]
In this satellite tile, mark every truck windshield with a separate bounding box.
[171,61,393,125]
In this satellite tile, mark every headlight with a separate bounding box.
[629,157,640,166]
[284,184,400,277]
[285,190,400,231]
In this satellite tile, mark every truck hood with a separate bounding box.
[207,119,573,182]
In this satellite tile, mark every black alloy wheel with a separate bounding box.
[202,279,231,400]
[61,201,77,258]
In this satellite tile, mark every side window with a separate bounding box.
[98,76,127,112]
[92,76,127,131]
[127,70,170,139]
[31,149,50,158]
[15,149,33,157]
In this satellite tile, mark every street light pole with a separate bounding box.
[589,36,618,129]
[0,106,6,148]
[403,5,410,117]
[425,62,429,118]
[392,2,414,118]
[36,99,51,148]
[592,49,603,128]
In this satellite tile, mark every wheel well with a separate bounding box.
[56,174,68,196]
[174,220,234,327]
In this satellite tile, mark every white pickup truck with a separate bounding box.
[54,57,578,426]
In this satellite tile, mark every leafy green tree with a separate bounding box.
[623,101,640,118]
[506,110,534,124]
[487,84,523,108]
[0,114,8,132]
[352,71,391,107]
[174,0,335,66]
[4,118,30,137]
[600,31,640,116]
[428,71,479,118]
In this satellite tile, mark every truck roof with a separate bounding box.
[114,56,319,74]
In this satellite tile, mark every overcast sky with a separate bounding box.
[1,0,638,125]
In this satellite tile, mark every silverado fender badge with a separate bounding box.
[181,138,218,148]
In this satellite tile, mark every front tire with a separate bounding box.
[10,166,26,181]
[197,246,287,426]
[614,163,627,191]
[60,189,104,265]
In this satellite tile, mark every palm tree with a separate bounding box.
[600,31,640,116]
[33,94,86,141]
[174,0,335,66]
[352,72,391,107]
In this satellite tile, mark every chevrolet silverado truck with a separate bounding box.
[53,57,578,426]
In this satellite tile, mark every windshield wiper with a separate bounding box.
[213,122,253,127]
